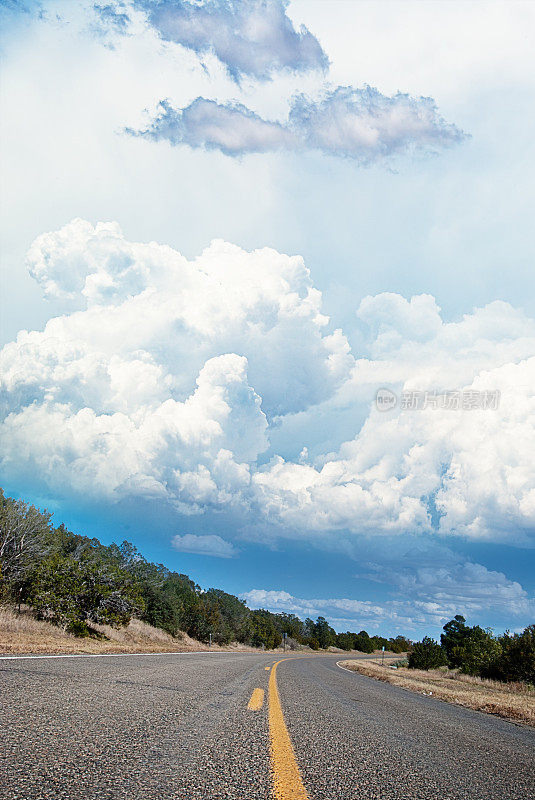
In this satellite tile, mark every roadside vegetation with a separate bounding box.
[408,615,535,685]
[0,489,410,654]
[340,615,535,726]
[339,659,535,726]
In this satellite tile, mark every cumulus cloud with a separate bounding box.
[130,86,467,163]
[1,220,535,547]
[251,292,535,543]
[23,218,352,415]
[0,352,266,511]
[172,533,237,557]
[0,219,351,510]
[124,0,328,81]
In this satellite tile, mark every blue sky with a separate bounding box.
[1,0,534,638]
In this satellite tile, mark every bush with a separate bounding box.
[26,551,142,632]
[389,635,413,653]
[454,626,502,676]
[354,630,374,653]
[408,637,448,670]
[488,626,535,683]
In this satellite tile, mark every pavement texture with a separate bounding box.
[1,652,534,800]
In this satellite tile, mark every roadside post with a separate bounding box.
[283,632,287,652]
[209,633,212,648]
[381,645,385,665]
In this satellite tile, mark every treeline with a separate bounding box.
[0,490,411,651]
[408,615,535,684]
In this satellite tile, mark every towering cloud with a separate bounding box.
[0,220,351,509]
[1,221,534,547]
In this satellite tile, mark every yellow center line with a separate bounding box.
[265,665,271,670]
[247,688,265,710]
[268,660,309,800]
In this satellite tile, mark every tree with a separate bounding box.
[389,635,413,653]
[441,615,470,667]
[314,616,336,649]
[246,610,282,649]
[354,630,374,653]
[336,632,356,651]
[408,637,448,670]
[371,635,390,652]
[274,612,306,642]
[141,580,182,637]
[489,626,535,683]
[0,490,52,601]
[205,589,250,644]
[453,626,502,676]
[26,549,143,635]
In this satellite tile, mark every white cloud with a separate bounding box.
[254,358,535,542]
[22,218,352,415]
[131,85,467,163]
[243,589,293,606]
[252,298,535,544]
[0,351,266,510]
[1,221,535,546]
[125,0,329,81]
[0,219,351,510]
[172,533,237,558]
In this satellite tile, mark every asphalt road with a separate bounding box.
[1,652,533,799]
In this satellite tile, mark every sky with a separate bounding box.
[1,0,534,639]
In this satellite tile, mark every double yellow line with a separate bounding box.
[248,659,309,800]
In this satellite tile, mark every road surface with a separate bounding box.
[1,651,533,799]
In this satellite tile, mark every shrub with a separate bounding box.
[354,630,374,653]
[26,551,141,632]
[454,626,502,676]
[408,637,448,670]
[488,626,535,683]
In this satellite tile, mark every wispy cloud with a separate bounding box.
[172,533,237,558]
[125,0,328,81]
[126,98,294,156]
[93,3,130,34]
[129,86,468,163]
[242,562,534,633]
[0,0,42,18]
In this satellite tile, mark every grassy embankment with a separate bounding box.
[339,658,535,726]
[0,607,264,655]
[1,607,377,656]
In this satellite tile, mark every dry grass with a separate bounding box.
[0,607,268,655]
[339,659,535,727]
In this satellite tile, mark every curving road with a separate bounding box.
[1,652,533,799]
